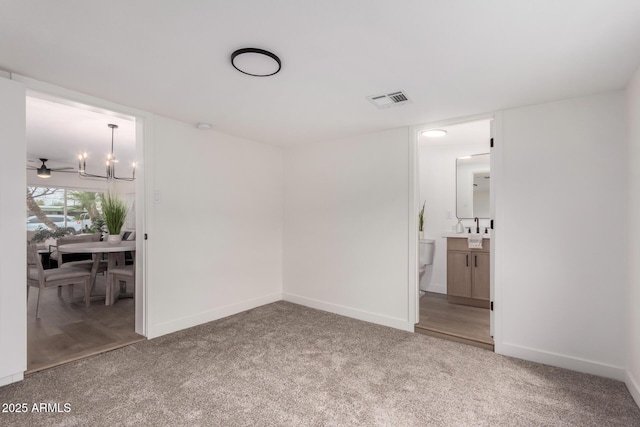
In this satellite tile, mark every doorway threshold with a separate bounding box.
[26,336,145,375]
[415,325,494,351]
[416,291,494,351]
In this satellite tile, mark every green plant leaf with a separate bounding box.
[102,192,128,235]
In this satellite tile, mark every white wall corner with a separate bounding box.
[148,292,283,339]
[499,342,626,381]
[626,370,640,409]
[423,282,446,294]
[282,127,410,330]
[283,292,413,332]
[0,372,24,388]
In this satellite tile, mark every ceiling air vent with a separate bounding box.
[367,90,412,109]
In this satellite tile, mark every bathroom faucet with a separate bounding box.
[474,217,479,234]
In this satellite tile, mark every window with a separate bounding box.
[27,187,104,233]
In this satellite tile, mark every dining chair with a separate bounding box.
[106,250,135,306]
[27,244,93,318]
[54,233,108,273]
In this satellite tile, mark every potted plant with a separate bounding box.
[101,193,128,244]
[418,201,426,239]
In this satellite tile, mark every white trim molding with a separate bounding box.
[0,372,24,388]
[500,342,626,381]
[626,370,640,408]
[283,292,413,332]
[149,293,283,339]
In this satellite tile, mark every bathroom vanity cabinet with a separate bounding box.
[446,237,490,309]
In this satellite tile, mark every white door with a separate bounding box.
[0,76,27,386]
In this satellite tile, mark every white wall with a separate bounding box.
[283,128,411,330]
[497,91,627,379]
[418,145,490,294]
[0,77,26,386]
[3,73,637,394]
[146,117,283,337]
[626,66,640,406]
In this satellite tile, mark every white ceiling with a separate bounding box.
[26,96,136,172]
[2,1,640,148]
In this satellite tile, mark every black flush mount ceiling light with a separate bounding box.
[231,48,281,77]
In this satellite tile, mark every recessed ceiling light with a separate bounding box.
[196,123,212,130]
[231,48,281,77]
[421,129,447,138]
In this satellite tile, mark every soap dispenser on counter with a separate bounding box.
[455,219,464,234]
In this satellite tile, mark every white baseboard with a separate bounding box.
[626,370,640,409]
[0,372,24,387]
[149,292,283,338]
[498,342,625,381]
[422,282,446,294]
[283,292,413,332]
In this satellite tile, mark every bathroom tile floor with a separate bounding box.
[415,292,493,351]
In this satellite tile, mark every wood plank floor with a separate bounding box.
[27,275,144,374]
[415,292,494,351]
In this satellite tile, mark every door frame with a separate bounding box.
[408,112,502,349]
[12,73,153,337]
[0,75,27,386]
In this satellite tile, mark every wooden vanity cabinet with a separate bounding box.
[446,237,490,309]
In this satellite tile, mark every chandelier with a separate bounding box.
[78,124,136,181]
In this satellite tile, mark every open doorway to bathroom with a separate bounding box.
[414,119,494,351]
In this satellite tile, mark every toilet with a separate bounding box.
[419,239,435,281]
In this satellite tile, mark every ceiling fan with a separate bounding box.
[27,158,75,178]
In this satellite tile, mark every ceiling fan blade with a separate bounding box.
[26,158,76,176]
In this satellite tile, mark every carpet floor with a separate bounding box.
[1,301,639,426]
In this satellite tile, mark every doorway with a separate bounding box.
[412,118,494,350]
[25,92,146,372]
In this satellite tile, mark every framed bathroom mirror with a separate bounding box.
[456,153,490,219]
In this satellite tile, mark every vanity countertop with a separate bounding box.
[442,231,491,239]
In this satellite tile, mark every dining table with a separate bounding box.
[57,240,136,305]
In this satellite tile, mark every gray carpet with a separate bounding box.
[1,301,639,426]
